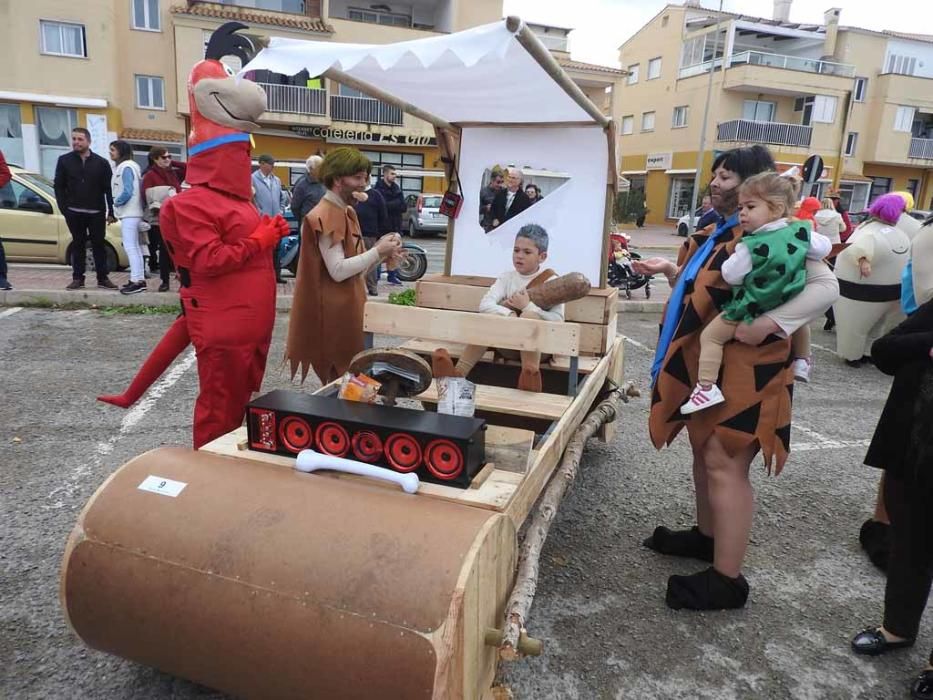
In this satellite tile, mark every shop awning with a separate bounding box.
[621,170,647,175]
[241,18,607,127]
[665,168,697,175]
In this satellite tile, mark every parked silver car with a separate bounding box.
[401,193,447,237]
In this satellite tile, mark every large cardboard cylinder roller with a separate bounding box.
[61,447,517,699]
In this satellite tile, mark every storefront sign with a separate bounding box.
[646,152,673,170]
[289,125,436,147]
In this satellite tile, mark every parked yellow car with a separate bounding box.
[0,166,128,271]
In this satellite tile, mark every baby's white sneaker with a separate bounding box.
[681,383,725,415]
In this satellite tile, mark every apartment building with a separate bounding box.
[615,1,933,226]
[0,0,502,196]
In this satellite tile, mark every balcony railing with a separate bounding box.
[258,83,326,116]
[330,95,404,126]
[717,119,812,148]
[909,137,933,160]
[728,50,856,78]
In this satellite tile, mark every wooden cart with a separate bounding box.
[59,18,627,699]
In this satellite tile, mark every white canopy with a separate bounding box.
[240,19,604,126]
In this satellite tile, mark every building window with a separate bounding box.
[641,111,655,132]
[348,6,412,27]
[661,15,669,27]
[812,95,837,124]
[907,178,920,199]
[845,132,858,156]
[894,105,916,133]
[870,176,892,203]
[621,115,634,135]
[679,32,725,76]
[743,100,775,122]
[0,103,24,168]
[131,0,160,31]
[672,106,688,129]
[40,20,86,58]
[626,64,639,85]
[886,53,917,76]
[361,151,425,199]
[135,75,165,110]
[795,96,814,126]
[36,106,77,179]
[668,178,695,219]
[647,57,662,80]
[853,77,867,102]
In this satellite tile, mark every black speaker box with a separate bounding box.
[246,390,486,489]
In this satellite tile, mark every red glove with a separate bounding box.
[250,214,290,251]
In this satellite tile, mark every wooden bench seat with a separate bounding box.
[398,339,599,374]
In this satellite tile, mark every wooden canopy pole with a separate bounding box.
[505,16,612,130]
[323,67,453,131]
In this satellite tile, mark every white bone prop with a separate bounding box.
[295,449,420,494]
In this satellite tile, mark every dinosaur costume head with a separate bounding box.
[186,22,267,200]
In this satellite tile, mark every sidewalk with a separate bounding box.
[1,263,668,313]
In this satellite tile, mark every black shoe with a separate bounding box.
[0,280,12,290]
[844,359,862,368]
[912,669,933,700]
[644,525,714,562]
[666,567,749,611]
[66,279,85,291]
[119,281,146,295]
[851,627,914,656]
[97,278,118,290]
[158,281,170,292]
[859,519,890,572]
[823,319,835,331]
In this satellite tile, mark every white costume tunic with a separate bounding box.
[833,220,911,361]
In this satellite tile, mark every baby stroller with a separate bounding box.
[607,232,652,299]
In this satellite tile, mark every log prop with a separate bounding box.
[490,383,640,660]
[526,272,591,311]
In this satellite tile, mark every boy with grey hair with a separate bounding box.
[433,224,563,392]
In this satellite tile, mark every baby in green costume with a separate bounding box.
[682,172,832,415]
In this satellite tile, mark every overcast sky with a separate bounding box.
[501,0,933,67]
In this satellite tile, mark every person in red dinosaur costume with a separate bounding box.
[98,22,288,448]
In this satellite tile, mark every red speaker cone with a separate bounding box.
[384,433,422,472]
[315,421,350,457]
[351,430,383,463]
[424,439,465,480]
[278,415,313,453]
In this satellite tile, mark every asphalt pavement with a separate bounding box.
[1,304,925,699]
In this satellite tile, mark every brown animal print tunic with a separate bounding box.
[648,225,795,474]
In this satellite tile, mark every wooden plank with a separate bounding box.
[416,280,613,325]
[201,427,526,512]
[503,336,619,527]
[484,425,534,474]
[399,338,599,374]
[469,463,496,489]
[364,303,581,357]
[418,383,572,421]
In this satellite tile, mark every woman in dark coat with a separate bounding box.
[850,298,933,700]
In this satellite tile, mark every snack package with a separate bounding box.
[436,377,476,417]
[338,373,382,403]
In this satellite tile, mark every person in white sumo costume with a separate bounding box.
[893,190,923,242]
[833,193,911,366]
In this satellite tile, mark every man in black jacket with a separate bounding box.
[373,164,405,284]
[354,186,391,295]
[374,165,405,231]
[54,127,117,290]
[490,167,531,229]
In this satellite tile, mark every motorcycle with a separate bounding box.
[278,233,428,283]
